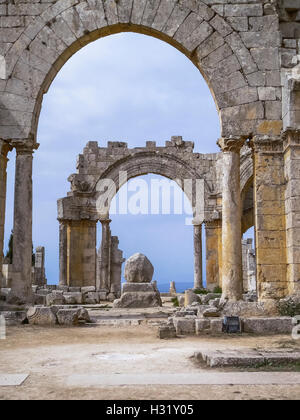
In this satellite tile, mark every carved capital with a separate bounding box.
[217,136,247,153]
[11,139,39,155]
[249,135,283,154]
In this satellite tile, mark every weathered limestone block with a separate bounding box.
[113,283,162,308]
[63,292,83,305]
[203,307,220,318]
[46,292,65,306]
[242,317,293,334]
[81,286,96,294]
[33,294,46,306]
[195,319,211,335]
[56,309,79,326]
[27,306,57,326]
[124,253,154,283]
[83,291,100,304]
[210,318,223,334]
[173,317,196,335]
[122,283,155,293]
[157,325,177,339]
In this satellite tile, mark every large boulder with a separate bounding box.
[124,253,154,283]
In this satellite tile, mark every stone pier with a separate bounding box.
[193,224,203,290]
[0,140,12,289]
[218,137,245,302]
[8,141,38,304]
[251,136,288,300]
[283,129,300,295]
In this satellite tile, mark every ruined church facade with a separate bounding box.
[0,0,300,303]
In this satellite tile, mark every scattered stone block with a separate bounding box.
[27,307,57,326]
[69,287,81,293]
[63,292,83,305]
[173,318,196,335]
[203,307,220,317]
[210,318,223,334]
[195,319,210,335]
[157,325,177,339]
[56,309,79,326]
[33,294,46,305]
[46,292,65,306]
[83,292,100,304]
[242,317,293,334]
[81,286,96,294]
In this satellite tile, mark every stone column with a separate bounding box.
[218,137,246,301]
[99,219,111,292]
[0,140,12,289]
[9,140,38,304]
[205,220,222,291]
[283,129,300,295]
[251,136,287,300]
[66,220,97,287]
[193,224,203,289]
[59,221,68,286]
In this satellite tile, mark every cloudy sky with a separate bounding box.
[4,32,248,291]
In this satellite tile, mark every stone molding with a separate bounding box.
[250,135,283,154]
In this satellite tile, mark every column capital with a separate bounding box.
[217,136,248,153]
[0,139,13,158]
[11,139,39,155]
[249,135,283,154]
[99,218,112,225]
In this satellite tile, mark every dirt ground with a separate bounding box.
[0,323,300,400]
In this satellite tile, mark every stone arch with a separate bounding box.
[94,150,209,219]
[1,0,272,143]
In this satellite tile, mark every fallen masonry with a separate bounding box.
[195,350,300,368]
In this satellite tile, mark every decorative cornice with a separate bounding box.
[249,135,283,154]
[217,136,248,153]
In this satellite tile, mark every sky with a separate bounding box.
[4,32,252,290]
